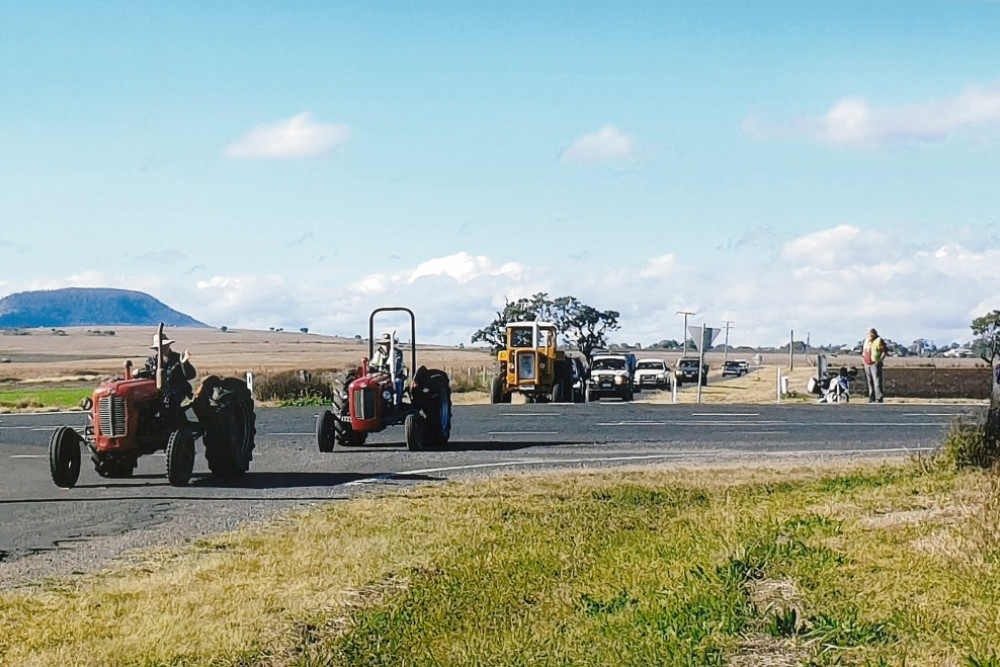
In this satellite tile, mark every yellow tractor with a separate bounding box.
[490,321,579,403]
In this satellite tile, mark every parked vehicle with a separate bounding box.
[316,307,452,452]
[808,366,858,404]
[587,351,637,401]
[635,358,671,390]
[675,357,709,387]
[722,359,750,377]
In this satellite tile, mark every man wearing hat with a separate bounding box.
[140,329,197,413]
[370,332,403,377]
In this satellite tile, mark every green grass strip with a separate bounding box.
[3,463,1000,665]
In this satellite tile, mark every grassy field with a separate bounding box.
[4,460,1000,665]
[0,387,91,411]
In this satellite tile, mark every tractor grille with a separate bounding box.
[517,352,535,381]
[98,395,127,437]
[353,387,377,420]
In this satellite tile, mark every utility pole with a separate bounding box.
[789,329,795,371]
[677,310,695,357]
[722,320,734,365]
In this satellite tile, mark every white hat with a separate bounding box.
[150,332,175,348]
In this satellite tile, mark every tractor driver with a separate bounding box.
[140,330,197,414]
[370,332,404,376]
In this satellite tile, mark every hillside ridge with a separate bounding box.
[0,288,207,328]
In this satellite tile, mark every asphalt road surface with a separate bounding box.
[0,401,976,583]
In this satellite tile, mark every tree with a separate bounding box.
[971,311,1000,453]
[471,292,557,352]
[554,297,620,363]
[971,311,1000,365]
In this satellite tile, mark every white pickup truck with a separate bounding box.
[635,358,671,390]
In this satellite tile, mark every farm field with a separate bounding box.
[0,326,988,408]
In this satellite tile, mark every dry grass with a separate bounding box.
[4,462,1000,664]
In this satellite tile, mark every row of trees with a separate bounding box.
[471,293,620,362]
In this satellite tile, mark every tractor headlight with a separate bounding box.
[382,390,393,401]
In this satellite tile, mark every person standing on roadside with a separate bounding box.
[862,328,888,403]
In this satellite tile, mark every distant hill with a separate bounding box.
[0,288,207,329]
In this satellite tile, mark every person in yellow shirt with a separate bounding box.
[862,328,888,403]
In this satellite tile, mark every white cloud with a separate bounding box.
[560,125,638,165]
[745,81,1000,149]
[225,113,350,160]
[8,228,1000,349]
[408,252,524,284]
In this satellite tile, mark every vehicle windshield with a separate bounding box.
[724,361,738,368]
[592,358,625,370]
[678,359,699,368]
[509,327,533,347]
[637,361,663,370]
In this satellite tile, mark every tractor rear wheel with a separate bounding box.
[49,426,82,488]
[202,378,256,477]
[405,413,425,451]
[166,428,195,486]
[316,410,335,452]
[426,386,452,447]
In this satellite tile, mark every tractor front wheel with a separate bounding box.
[49,426,82,488]
[490,375,504,404]
[405,413,425,451]
[166,429,195,486]
[316,410,335,452]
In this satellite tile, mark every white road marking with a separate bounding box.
[597,421,668,426]
[902,413,960,417]
[9,454,45,459]
[271,432,313,436]
[487,431,560,435]
[499,413,561,417]
[691,412,760,417]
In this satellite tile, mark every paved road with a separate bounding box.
[0,401,974,577]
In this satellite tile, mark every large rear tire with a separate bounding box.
[426,388,452,447]
[202,378,256,477]
[405,413,425,451]
[49,426,82,489]
[166,428,195,486]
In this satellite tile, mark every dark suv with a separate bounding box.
[675,358,709,387]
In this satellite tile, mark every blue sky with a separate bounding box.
[3,1,1000,348]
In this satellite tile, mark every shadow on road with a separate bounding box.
[192,471,443,489]
[436,439,583,452]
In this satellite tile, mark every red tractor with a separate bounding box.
[48,326,256,488]
[316,307,452,452]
